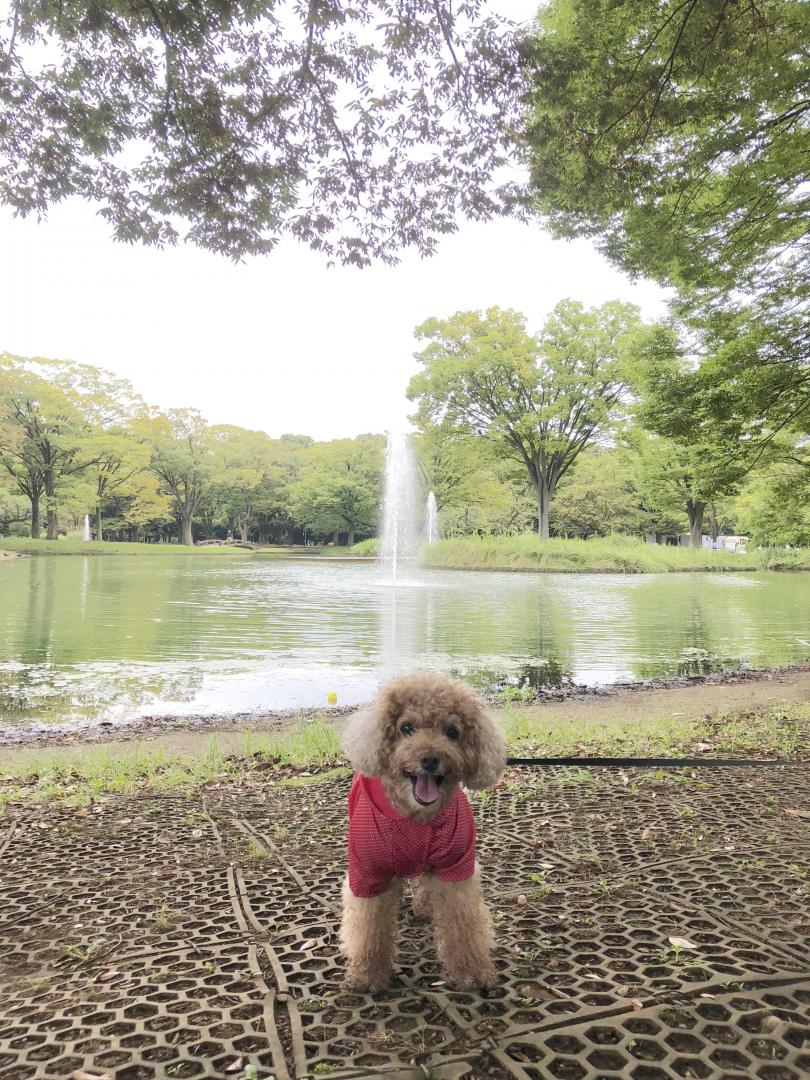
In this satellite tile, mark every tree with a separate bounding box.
[525,0,808,307]
[414,425,534,537]
[408,301,646,539]
[632,326,762,546]
[149,410,214,545]
[734,461,810,548]
[0,353,106,538]
[87,425,152,541]
[0,467,29,534]
[290,436,383,544]
[0,1,524,265]
[210,425,283,542]
[525,0,810,451]
[550,447,647,538]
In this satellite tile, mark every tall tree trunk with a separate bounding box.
[180,514,194,546]
[30,492,40,538]
[96,506,103,542]
[536,481,551,541]
[240,522,249,543]
[707,502,719,541]
[44,469,58,539]
[333,531,339,546]
[686,499,705,549]
[347,528,355,547]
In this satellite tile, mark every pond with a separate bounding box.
[1,555,809,734]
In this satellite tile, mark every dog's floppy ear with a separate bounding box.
[341,706,386,776]
[465,709,507,790]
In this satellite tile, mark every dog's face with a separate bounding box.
[342,674,506,821]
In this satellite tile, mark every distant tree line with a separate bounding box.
[3,294,807,548]
[0,353,383,546]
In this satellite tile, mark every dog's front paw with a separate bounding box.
[445,965,497,992]
[344,964,392,993]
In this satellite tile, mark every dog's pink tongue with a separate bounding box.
[415,773,440,804]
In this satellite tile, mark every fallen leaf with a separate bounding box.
[668,936,698,950]
[71,1072,111,1080]
[97,970,122,984]
[191,828,204,839]
[516,894,528,906]
[632,999,644,1010]
[225,1057,244,1074]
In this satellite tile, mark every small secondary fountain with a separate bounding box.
[425,491,439,545]
[379,431,421,583]
[83,514,91,541]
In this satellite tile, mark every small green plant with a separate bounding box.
[591,876,615,896]
[313,1064,337,1076]
[61,941,104,965]
[247,839,270,861]
[152,903,173,929]
[303,994,330,1009]
[522,937,554,961]
[528,872,553,897]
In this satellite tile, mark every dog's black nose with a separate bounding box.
[421,755,440,773]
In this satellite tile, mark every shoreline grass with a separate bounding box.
[420,535,810,573]
[1,702,805,808]
[0,537,255,557]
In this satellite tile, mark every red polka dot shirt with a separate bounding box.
[347,773,477,898]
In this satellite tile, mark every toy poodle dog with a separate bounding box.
[339,672,506,992]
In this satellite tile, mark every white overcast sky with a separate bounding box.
[0,0,667,441]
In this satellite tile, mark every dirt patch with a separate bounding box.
[1,764,807,1078]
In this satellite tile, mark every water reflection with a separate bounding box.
[0,556,808,731]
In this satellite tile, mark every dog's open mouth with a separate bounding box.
[408,772,444,806]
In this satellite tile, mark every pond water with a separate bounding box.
[1,555,809,733]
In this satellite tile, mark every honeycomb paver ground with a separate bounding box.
[0,764,807,1079]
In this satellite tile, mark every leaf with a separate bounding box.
[225,1058,244,1073]
[71,1072,111,1080]
[191,828,204,839]
[668,936,697,950]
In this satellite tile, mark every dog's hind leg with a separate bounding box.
[340,877,402,991]
[426,867,496,990]
[410,874,432,919]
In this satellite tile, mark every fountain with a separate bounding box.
[83,514,91,541]
[379,431,421,583]
[425,491,439,545]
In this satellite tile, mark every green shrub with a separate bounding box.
[421,534,810,573]
[351,538,379,556]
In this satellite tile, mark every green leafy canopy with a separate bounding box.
[1,0,526,264]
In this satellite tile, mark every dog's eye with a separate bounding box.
[445,726,460,741]
[400,722,414,737]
